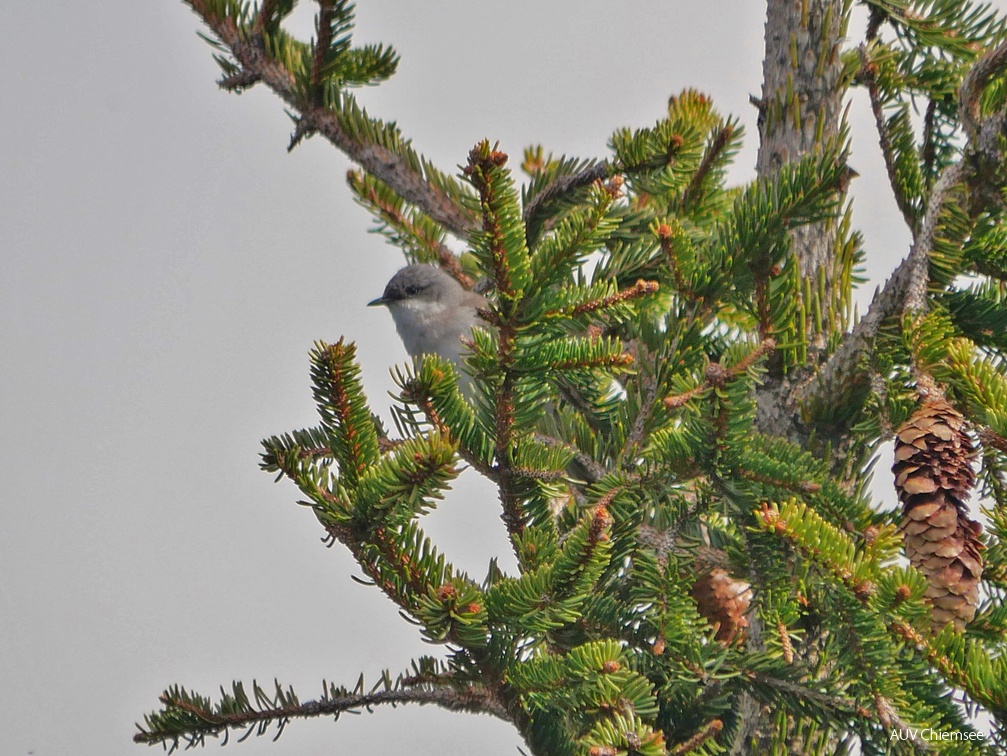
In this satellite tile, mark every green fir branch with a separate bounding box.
[182,0,478,237]
[135,675,507,750]
[309,339,379,487]
[464,142,533,311]
[863,0,1006,60]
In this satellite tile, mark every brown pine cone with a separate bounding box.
[893,399,983,631]
[691,567,751,644]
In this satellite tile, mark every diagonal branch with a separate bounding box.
[959,38,1007,142]
[797,40,1007,417]
[681,123,736,212]
[183,0,478,238]
[346,169,472,285]
[521,160,611,235]
[795,160,967,412]
[960,39,1007,215]
[858,43,919,232]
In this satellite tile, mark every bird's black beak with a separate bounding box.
[367,296,389,307]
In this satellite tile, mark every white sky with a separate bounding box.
[2,2,1002,754]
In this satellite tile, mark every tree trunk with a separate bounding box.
[757,0,847,283]
[739,1,850,751]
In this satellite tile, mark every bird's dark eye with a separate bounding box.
[404,284,422,296]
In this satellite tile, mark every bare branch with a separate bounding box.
[859,43,919,231]
[865,6,884,42]
[960,38,1007,141]
[219,69,261,91]
[795,160,967,411]
[921,99,938,180]
[960,40,1007,215]
[797,38,1007,419]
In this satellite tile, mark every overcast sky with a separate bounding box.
[3,2,1004,755]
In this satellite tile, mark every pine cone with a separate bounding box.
[691,567,751,644]
[892,399,983,631]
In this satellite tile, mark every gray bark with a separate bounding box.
[740,1,850,751]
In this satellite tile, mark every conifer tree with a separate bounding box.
[138,1,1007,753]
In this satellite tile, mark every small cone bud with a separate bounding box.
[893,399,983,631]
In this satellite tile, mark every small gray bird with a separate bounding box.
[372,264,597,488]
[368,264,487,370]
